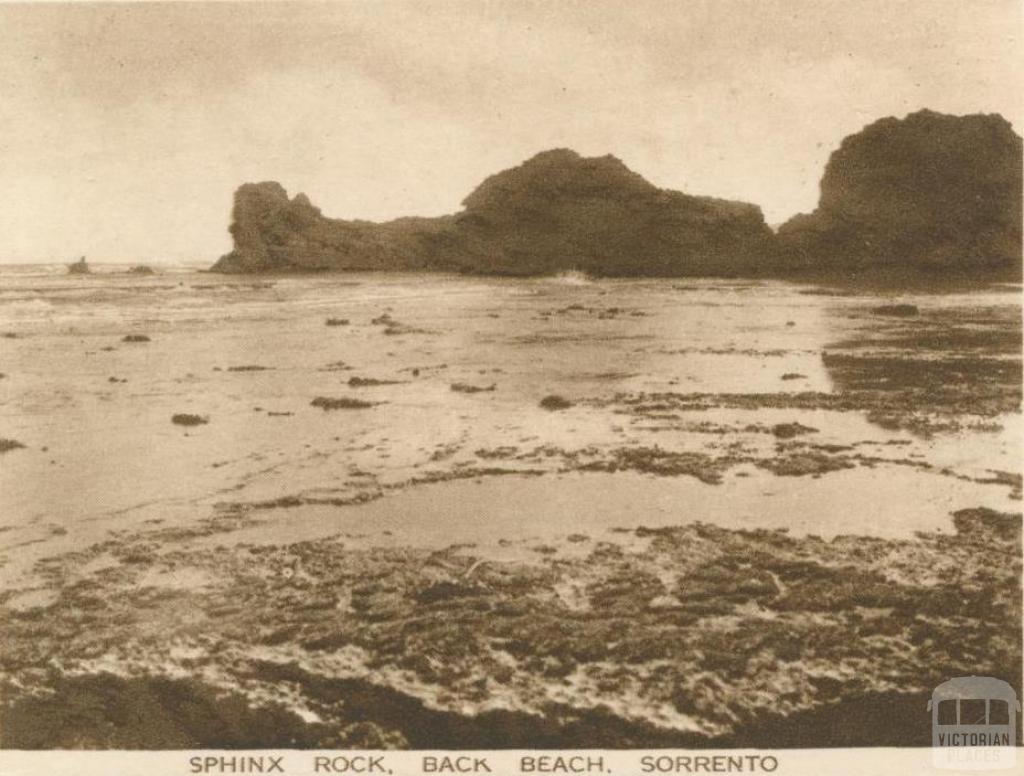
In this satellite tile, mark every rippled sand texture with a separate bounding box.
[0,265,1020,747]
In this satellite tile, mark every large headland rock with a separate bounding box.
[212,150,775,276]
[777,110,1022,281]
[213,110,1022,280]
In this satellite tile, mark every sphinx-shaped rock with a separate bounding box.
[212,150,774,276]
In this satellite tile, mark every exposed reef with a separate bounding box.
[1,507,1018,748]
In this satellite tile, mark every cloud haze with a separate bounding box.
[0,0,1020,263]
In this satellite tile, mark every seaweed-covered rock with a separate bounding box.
[2,506,1018,748]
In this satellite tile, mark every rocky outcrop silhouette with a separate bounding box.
[212,151,774,276]
[213,111,1022,279]
[446,149,774,276]
[67,257,91,275]
[212,182,456,273]
[777,110,1022,279]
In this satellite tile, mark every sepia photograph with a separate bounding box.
[0,0,1021,770]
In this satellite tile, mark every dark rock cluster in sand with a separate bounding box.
[212,110,1021,279]
[311,396,377,410]
[539,395,574,410]
[451,382,495,394]
[171,413,208,427]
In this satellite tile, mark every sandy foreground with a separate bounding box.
[0,269,1020,747]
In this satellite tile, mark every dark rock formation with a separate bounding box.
[777,110,1023,279]
[213,112,1022,279]
[67,257,90,275]
[447,149,775,276]
[171,413,208,426]
[212,182,456,274]
[212,151,774,276]
[0,438,26,454]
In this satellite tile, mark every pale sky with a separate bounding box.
[0,0,1020,263]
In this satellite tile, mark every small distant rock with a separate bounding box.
[771,422,818,439]
[227,365,271,372]
[171,413,209,427]
[383,323,426,336]
[311,396,376,410]
[780,373,806,381]
[325,318,350,326]
[0,438,26,453]
[67,257,91,275]
[319,361,351,372]
[122,335,151,343]
[349,376,401,387]
[128,265,155,275]
[871,303,919,317]
[539,395,573,410]
[451,382,496,393]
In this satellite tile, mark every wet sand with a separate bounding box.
[0,266,1020,747]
